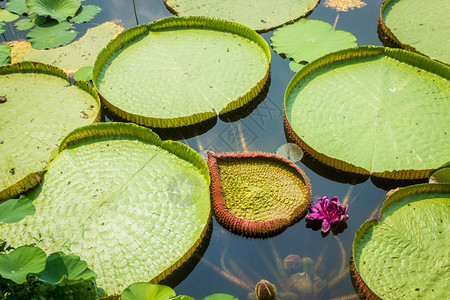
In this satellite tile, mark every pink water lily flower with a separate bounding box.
[306,196,349,233]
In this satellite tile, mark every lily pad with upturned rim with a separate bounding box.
[0,62,101,201]
[351,183,450,299]
[379,0,449,65]
[207,152,311,237]
[164,0,320,32]
[93,16,271,129]
[284,46,450,180]
[0,122,211,295]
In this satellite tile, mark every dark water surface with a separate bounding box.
[2,1,391,299]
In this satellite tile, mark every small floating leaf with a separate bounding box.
[271,19,357,63]
[68,4,101,24]
[208,152,311,237]
[10,21,123,73]
[27,20,77,49]
[276,143,304,162]
[0,8,19,22]
[429,162,450,184]
[0,195,35,223]
[164,0,320,32]
[26,0,81,22]
[6,0,28,16]
[36,252,97,286]
[352,183,450,299]
[0,44,10,65]
[14,18,36,31]
[73,65,92,81]
[121,283,176,300]
[0,22,5,34]
[0,246,47,284]
[203,294,238,300]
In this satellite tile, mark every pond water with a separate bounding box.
[1,0,399,299]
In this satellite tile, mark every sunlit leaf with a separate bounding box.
[10,21,123,73]
[289,60,307,73]
[36,252,97,286]
[271,19,357,63]
[380,0,449,64]
[0,195,35,223]
[73,65,92,81]
[429,162,450,184]
[352,183,450,299]
[26,20,77,49]
[0,43,10,65]
[1,123,211,294]
[121,283,176,300]
[323,0,367,12]
[0,246,47,284]
[285,46,450,180]
[164,0,320,32]
[14,18,35,30]
[0,8,19,22]
[68,4,101,24]
[203,294,238,300]
[25,0,81,22]
[6,0,28,15]
[276,143,304,163]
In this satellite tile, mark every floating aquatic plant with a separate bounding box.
[284,46,450,180]
[164,0,320,32]
[0,0,102,49]
[306,196,349,233]
[352,183,450,299]
[207,151,311,237]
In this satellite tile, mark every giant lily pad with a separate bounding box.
[10,21,124,74]
[207,152,311,237]
[0,62,101,201]
[26,0,81,22]
[0,123,211,295]
[352,183,450,299]
[93,16,270,129]
[164,0,320,32]
[271,19,357,67]
[284,46,450,180]
[379,0,449,65]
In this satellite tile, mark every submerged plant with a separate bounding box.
[254,279,276,300]
[306,196,349,233]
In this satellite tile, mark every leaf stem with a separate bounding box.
[332,13,340,29]
[132,0,139,25]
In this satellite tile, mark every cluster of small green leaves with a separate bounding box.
[0,0,102,49]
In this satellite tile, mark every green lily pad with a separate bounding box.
[0,246,47,284]
[0,8,19,22]
[0,44,10,65]
[379,0,449,64]
[164,0,320,32]
[284,46,450,180]
[0,22,5,34]
[271,19,357,63]
[27,20,77,49]
[68,4,101,24]
[1,122,211,295]
[121,283,176,300]
[0,195,35,223]
[276,143,304,163]
[289,60,307,73]
[207,152,311,237]
[10,21,124,73]
[429,162,450,184]
[36,252,96,286]
[93,16,270,129]
[73,65,92,81]
[0,62,101,201]
[352,183,450,299]
[26,0,81,22]
[203,294,238,300]
[6,0,28,16]
[14,18,36,31]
